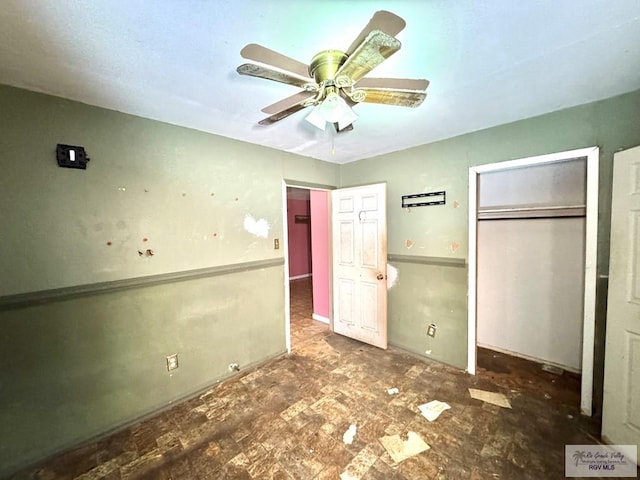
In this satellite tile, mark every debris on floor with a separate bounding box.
[468,388,512,409]
[418,400,451,421]
[379,431,430,463]
[339,447,378,480]
[342,424,357,445]
[387,387,400,395]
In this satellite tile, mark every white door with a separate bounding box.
[602,145,640,458]
[332,183,387,349]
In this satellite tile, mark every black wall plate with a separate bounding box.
[401,191,446,208]
[56,144,89,169]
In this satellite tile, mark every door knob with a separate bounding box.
[377,273,384,280]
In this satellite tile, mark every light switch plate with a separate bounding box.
[56,144,89,169]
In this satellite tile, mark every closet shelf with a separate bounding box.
[478,204,586,220]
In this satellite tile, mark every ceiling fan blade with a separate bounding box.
[237,63,317,90]
[261,90,317,114]
[258,103,309,126]
[350,88,427,108]
[345,10,406,56]
[355,77,429,91]
[240,43,310,79]
[336,30,401,85]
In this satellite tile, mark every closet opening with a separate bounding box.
[468,147,600,416]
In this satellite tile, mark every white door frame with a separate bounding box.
[467,147,600,416]
[282,181,333,354]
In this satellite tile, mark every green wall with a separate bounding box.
[0,85,338,296]
[340,89,640,370]
[0,85,338,476]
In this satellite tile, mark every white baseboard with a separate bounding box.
[312,314,330,324]
[289,273,312,280]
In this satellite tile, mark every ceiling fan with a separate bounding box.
[236,10,429,132]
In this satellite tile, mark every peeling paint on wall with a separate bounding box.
[387,264,399,289]
[243,214,270,238]
[451,241,459,253]
[405,239,413,249]
[453,200,460,208]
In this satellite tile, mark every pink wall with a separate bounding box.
[287,197,311,278]
[310,190,330,320]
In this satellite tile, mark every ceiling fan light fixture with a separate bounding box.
[305,106,327,130]
[305,92,358,131]
[337,104,359,131]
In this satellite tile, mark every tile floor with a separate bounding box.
[9,278,609,479]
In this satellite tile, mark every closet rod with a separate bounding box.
[478,204,585,220]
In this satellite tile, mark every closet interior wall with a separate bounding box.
[477,158,587,372]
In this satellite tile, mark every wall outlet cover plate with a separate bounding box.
[427,324,437,337]
[166,354,179,371]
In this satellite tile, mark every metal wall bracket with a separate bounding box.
[402,191,446,208]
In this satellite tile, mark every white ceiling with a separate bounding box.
[1,1,639,164]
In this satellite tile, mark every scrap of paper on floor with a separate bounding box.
[343,424,357,445]
[379,431,430,463]
[418,400,451,421]
[469,388,512,408]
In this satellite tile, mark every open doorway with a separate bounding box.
[468,147,600,415]
[283,181,389,353]
[284,185,331,352]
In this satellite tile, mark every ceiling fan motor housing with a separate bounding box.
[309,50,348,85]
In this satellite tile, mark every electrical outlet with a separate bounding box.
[427,324,437,338]
[166,353,179,371]
[274,238,280,250]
